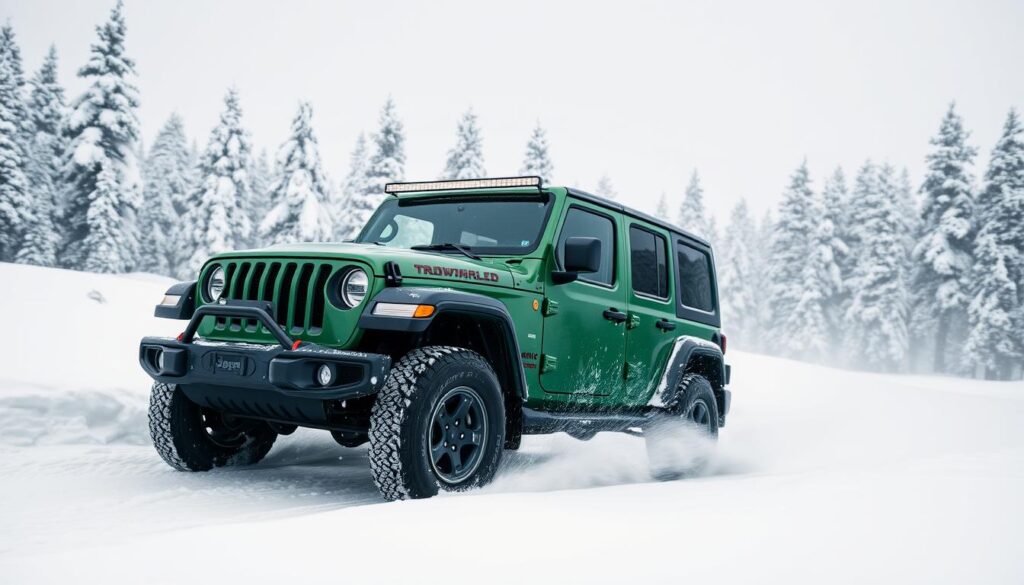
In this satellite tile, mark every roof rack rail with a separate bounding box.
[384,176,542,195]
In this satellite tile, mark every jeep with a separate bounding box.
[140,176,732,500]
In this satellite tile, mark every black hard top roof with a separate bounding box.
[564,187,711,248]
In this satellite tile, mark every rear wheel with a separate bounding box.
[645,373,719,481]
[148,382,277,471]
[368,347,505,501]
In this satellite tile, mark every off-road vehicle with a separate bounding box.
[140,176,731,500]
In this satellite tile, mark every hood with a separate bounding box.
[213,242,521,289]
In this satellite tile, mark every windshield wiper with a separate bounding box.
[410,242,481,260]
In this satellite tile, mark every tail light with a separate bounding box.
[719,333,727,354]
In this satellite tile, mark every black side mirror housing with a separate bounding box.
[552,237,602,284]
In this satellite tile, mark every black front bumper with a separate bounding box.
[139,300,391,427]
[139,336,391,401]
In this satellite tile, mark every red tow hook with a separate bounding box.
[291,339,302,350]
[176,332,184,342]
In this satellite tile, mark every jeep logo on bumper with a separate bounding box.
[204,353,252,376]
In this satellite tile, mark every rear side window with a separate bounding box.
[677,242,714,312]
[629,226,668,299]
[557,207,615,286]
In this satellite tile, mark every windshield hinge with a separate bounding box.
[384,261,403,286]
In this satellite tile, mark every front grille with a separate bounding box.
[213,260,334,336]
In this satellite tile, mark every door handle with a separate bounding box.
[603,308,628,323]
[656,319,677,331]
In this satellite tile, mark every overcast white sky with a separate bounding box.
[3,0,1022,223]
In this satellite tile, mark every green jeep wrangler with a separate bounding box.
[140,176,731,500]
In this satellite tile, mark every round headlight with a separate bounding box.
[341,269,368,307]
[206,266,226,301]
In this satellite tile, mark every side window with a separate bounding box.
[676,241,714,312]
[629,226,668,299]
[557,207,615,286]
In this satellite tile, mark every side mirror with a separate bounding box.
[553,237,602,284]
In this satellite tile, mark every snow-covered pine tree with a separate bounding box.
[594,174,617,200]
[767,161,826,357]
[911,103,977,373]
[718,199,760,348]
[0,24,31,148]
[655,193,668,221]
[249,148,272,244]
[365,97,405,196]
[15,45,68,266]
[138,114,194,275]
[677,170,714,240]
[519,122,553,184]
[0,24,32,262]
[81,163,134,273]
[791,181,843,362]
[61,1,142,272]
[335,133,373,240]
[14,46,68,267]
[964,109,1024,379]
[751,210,775,351]
[815,167,850,348]
[821,167,850,280]
[260,102,333,245]
[442,108,485,180]
[845,163,911,371]
[180,88,254,277]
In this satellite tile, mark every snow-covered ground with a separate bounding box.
[1,262,1023,583]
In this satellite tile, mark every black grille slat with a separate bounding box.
[244,263,266,331]
[292,264,315,334]
[277,263,297,328]
[309,265,331,333]
[214,263,237,329]
[230,263,251,331]
[260,262,281,333]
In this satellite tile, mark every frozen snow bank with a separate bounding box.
[0,383,148,446]
[0,262,179,392]
[0,263,177,446]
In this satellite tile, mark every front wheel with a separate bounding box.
[368,347,506,501]
[644,373,719,481]
[148,383,277,471]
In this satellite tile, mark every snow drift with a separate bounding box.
[0,262,177,446]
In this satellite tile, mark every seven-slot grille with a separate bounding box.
[212,260,334,336]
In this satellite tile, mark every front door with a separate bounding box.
[540,202,627,397]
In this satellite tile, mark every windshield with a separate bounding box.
[356,195,552,255]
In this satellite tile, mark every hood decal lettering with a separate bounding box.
[413,263,500,282]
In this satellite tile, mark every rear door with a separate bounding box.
[623,222,678,405]
[540,202,627,397]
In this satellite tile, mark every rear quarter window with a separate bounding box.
[673,237,719,326]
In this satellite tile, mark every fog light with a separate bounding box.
[316,364,333,386]
[156,349,166,372]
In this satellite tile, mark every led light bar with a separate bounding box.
[384,176,542,194]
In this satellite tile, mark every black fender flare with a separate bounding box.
[154,281,196,320]
[358,287,528,401]
[649,335,727,408]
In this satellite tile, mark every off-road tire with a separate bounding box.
[148,382,277,471]
[368,346,506,501]
[645,373,719,481]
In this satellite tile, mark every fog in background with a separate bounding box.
[4,0,1022,220]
